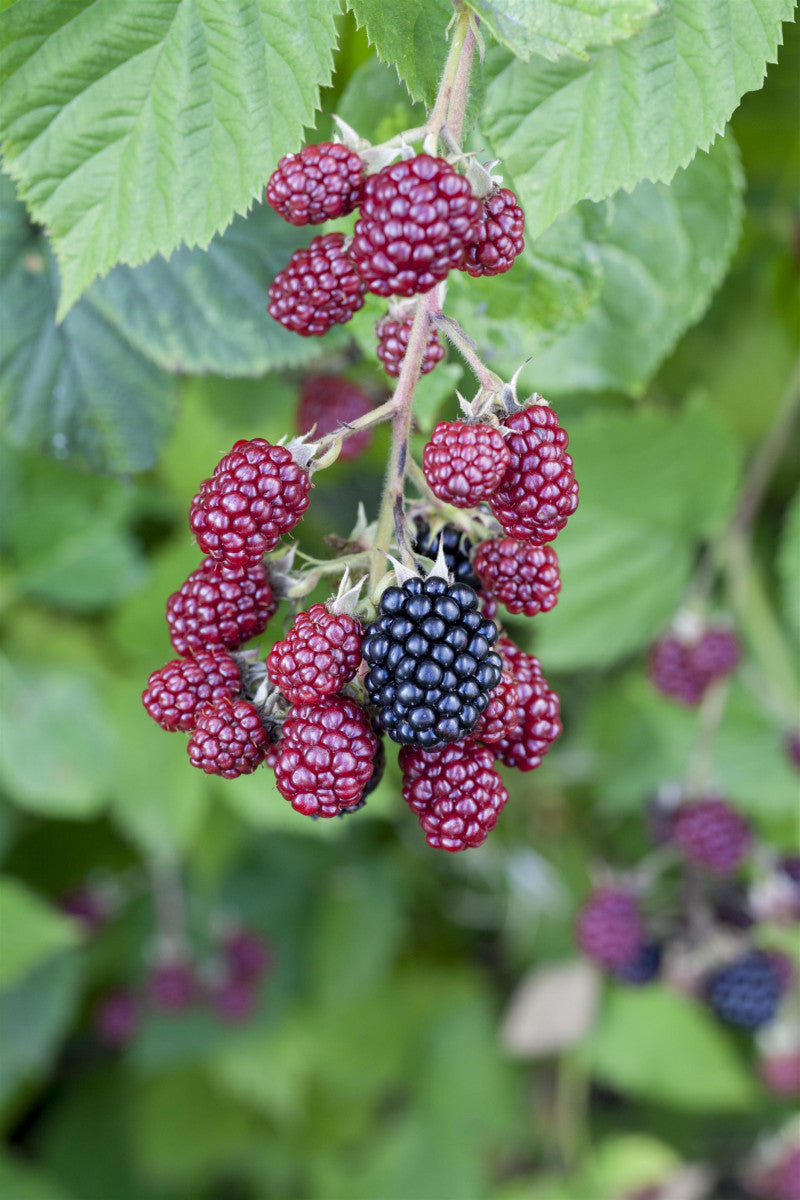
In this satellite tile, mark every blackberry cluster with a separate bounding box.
[266,142,364,226]
[413,521,480,590]
[705,951,782,1029]
[166,559,277,657]
[362,576,502,749]
[375,311,444,378]
[671,796,751,874]
[400,740,508,851]
[267,232,366,336]
[649,626,742,706]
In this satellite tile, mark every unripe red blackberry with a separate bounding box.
[187,698,268,779]
[459,186,525,277]
[649,625,741,706]
[575,887,645,970]
[473,537,561,616]
[375,311,444,378]
[95,989,139,1048]
[475,669,519,744]
[167,559,277,656]
[422,421,511,508]
[266,142,364,225]
[142,652,241,732]
[350,154,480,296]
[148,960,196,1013]
[490,402,578,543]
[210,976,258,1025]
[190,438,310,571]
[268,232,366,336]
[399,739,508,852]
[222,928,273,983]
[692,627,741,678]
[671,796,751,874]
[274,695,378,817]
[297,375,373,461]
[266,602,363,704]
[493,638,562,771]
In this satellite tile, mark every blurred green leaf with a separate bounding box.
[469,0,656,62]
[0,175,177,473]
[536,401,739,669]
[0,660,115,818]
[778,489,800,651]
[337,53,426,143]
[531,138,745,397]
[0,1154,74,1200]
[583,985,756,1110]
[0,877,79,990]
[481,0,793,240]
[0,0,341,316]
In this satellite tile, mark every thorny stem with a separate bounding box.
[433,313,504,393]
[368,8,477,592]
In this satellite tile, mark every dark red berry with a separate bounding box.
[399,739,508,852]
[473,537,561,616]
[475,669,519,744]
[459,186,524,277]
[671,796,751,874]
[268,232,366,336]
[187,698,268,779]
[493,637,562,771]
[359,728,386,801]
[649,625,741,706]
[297,374,374,461]
[266,602,363,704]
[210,976,258,1024]
[422,421,511,508]
[274,695,378,817]
[166,558,277,657]
[148,960,196,1013]
[222,929,273,983]
[190,438,310,571]
[375,310,444,378]
[95,989,139,1048]
[350,154,480,297]
[575,887,645,970]
[490,403,579,543]
[266,142,364,225]
[142,652,241,732]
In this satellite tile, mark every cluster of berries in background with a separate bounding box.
[575,782,800,1100]
[265,139,523,377]
[62,881,273,1047]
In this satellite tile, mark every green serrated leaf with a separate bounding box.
[0,877,80,991]
[0,0,341,315]
[88,202,333,377]
[0,175,177,473]
[532,137,745,396]
[469,0,657,62]
[481,0,794,240]
[582,985,756,1110]
[346,0,452,105]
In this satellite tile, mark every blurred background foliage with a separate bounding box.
[0,10,798,1200]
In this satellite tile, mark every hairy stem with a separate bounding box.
[314,394,401,455]
[433,313,503,393]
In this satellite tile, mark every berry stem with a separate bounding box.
[313,393,401,455]
[432,313,504,393]
[148,859,188,957]
[424,7,473,152]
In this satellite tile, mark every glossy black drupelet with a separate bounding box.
[413,522,480,591]
[363,577,502,749]
[705,951,781,1029]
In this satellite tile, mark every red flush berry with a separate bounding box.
[474,669,520,744]
[268,232,366,336]
[187,698,268,779]
[422,421,511,508]
[266,602,363,704]
[473,537,561,616]
[576,887,645,970]
[142,652,241,732]
[671,796,751,874]
[399,739,508,851]
[166,559,277,657]
[350,154,480,297]
[491,403,579,543]
[493,637,562,771]
[266,142,364,225]
[274,695,378,817]
[375,310,444,378]
[459,186,525,277]
[190,438,310,571]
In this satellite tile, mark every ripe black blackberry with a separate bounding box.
[705,951,782,1029]
[413,521,480,591]
[362,575,502,749]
